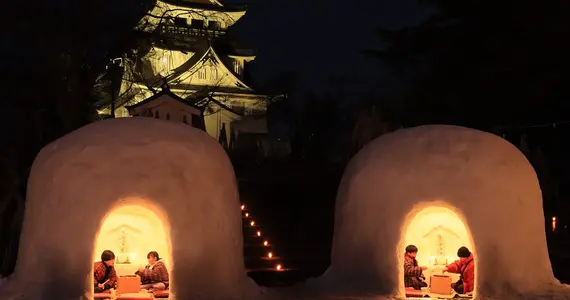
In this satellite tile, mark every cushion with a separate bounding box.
[93,290,111,299]
[116,293,153,300]
[153,289,169,298]
[405,287,423,297]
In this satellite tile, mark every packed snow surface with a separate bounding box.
[309,125,568,298]
[1,120,568,300]
[0,117,260,300]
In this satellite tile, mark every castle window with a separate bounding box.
[209,65,218,80]
[183,115,188,124]
[154,110,160,119]
[174,17,187,26]
[197,69,205,80]
[166,113,170,120]
[208,21,220,29]
[233,60,241,74]
[191,19,204,29]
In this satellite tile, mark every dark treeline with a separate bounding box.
[1,0,570,281]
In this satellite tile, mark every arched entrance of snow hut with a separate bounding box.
[90,199,173,297]
[399,204,476,298]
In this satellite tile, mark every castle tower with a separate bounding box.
[100,0,268,149]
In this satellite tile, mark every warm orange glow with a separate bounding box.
[552,216,557,221]
[93,202,172,277]
[403,206,473,287]
[245,213,249,217]
[263,241,268,246]
[267,252,273,258]
[241,205,245,210]
[276,264,282,271]
[250,221,255,226]
[552,217,557,231]
[257,231,261,236]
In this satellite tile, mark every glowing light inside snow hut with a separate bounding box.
[93,203,172,276]
[403,206,474,286]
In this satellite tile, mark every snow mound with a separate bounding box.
[311,125,568,298]
[0,117,260,300]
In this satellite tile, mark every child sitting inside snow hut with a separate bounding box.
[404,245,429,290]
[93,250,118,292]
[135,251,169,291]
[443,246,475,294]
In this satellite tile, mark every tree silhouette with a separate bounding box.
[366,0,570,129]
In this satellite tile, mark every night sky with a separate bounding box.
[223,0,570,207]
[225,0,431,89]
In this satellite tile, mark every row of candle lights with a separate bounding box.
[241,204,283,271]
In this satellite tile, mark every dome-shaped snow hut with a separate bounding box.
[2,117,259,300]
[318,125,566,298]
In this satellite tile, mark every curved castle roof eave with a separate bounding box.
[207,46,254,91]
[167,46,254,92]
[229,55,256,62]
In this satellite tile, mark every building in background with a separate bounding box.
[125,88,206,131]
[99,0,268,151]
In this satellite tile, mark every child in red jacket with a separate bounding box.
[444,246,475,294]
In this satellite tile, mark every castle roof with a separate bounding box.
[160,0,247,12]
[174,0,222,6]
[125,88,204,112]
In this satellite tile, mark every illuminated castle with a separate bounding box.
[99,0,268,149]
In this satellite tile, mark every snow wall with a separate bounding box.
[1,117,260,300]
[315,125,568,298]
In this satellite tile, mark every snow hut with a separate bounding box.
[1,117,259,300]
[318,125,567,298]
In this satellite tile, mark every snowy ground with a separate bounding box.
[259,283,570,300]
[266,291,570,300]
[0,278,570,300]
[268,293,570,300]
